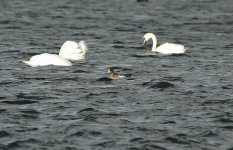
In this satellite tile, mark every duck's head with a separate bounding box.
[143,33,155,45]
[108,68,114,75]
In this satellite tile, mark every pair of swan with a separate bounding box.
[23,41,88,67]
[23,33,186,67]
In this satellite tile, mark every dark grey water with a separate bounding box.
[0,0,233,149]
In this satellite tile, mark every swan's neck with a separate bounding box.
[150,34,157,51]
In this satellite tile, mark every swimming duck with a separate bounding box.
[108,68,131,80]
[23,40,88,67]
[143,33,186,54]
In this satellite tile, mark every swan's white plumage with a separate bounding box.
[143,33,186,54]
[155,42,185,54]
[23,53,72,67]
[23,40,88,67]
[59,40,88,60]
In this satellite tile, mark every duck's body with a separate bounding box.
[23,40,88,67]
[23,53,72,67]
[108,68,131,80]
[143,33,186,54]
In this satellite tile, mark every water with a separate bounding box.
[0,0,233,149]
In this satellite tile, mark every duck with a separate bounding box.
[108,68,131,80]
[143,33,186,54]
[23,40,88,67]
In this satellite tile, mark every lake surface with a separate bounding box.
[0,0,233,149]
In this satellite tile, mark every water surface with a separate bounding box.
[0,0,233,149]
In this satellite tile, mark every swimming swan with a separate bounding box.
[23,40,88,67]
[59,40,88,61]
[143,33,186,54]
[23,53,72,67]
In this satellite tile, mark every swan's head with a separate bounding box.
[143,33,156,45]
[79,40,88,52]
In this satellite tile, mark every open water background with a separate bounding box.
[0,0,233,149]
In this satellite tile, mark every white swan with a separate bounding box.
[23,53,72,67]
[59,40,88,61]
[143,33,186,54]
[23,40,88,67]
